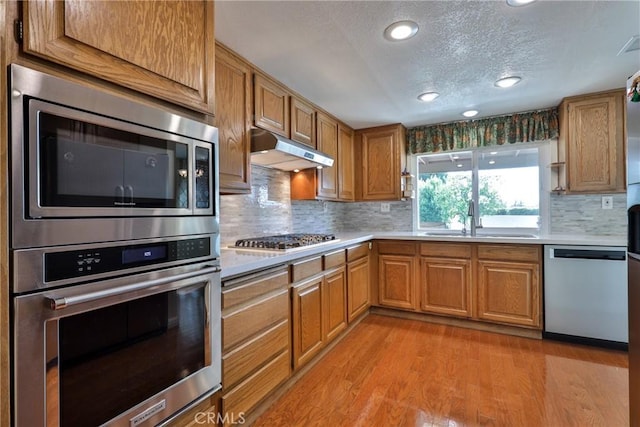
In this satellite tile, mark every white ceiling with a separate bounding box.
[215,0,640,129]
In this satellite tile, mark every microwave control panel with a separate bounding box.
[45,237,211,282]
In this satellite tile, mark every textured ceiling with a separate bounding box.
[215,0,640,129]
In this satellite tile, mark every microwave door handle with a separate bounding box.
[45,265,221,310]
[115,185,124,203]
[124,185,133,203]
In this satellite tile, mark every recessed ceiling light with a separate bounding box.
[490,151,498,155]
[316,166,323,169]
[494,76,522,88]
[384,20,419,41]
[506,0,536,6]
[457,164,463,168]
[489,160,496,165]
[293,169,300,173]
[462,110,479,118]
[418,92,439,102]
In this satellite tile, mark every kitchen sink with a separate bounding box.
[479,233,539,238]
[422,231,466,237]
[422,232,538,239]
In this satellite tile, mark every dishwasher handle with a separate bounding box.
[552,248,626,261]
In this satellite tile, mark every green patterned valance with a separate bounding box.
[407,108,559,154]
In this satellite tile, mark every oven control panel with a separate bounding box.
[45,237,210,282]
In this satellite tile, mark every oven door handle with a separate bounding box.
[45,265,221,310]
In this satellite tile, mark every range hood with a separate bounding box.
[250,128,334,171]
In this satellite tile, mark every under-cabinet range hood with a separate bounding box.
[250,128,334,171]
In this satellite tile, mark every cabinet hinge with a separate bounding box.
[14,20,23,44]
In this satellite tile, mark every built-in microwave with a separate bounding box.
[9,64,219,248]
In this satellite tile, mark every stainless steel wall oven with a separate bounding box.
[9,65,221,426]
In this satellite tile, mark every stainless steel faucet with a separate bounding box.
[467,200,483,236]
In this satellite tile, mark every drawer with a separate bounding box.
[420,242,471,259]
[324,249,346,269]
[222,350,290,424]
[222,289,288,352]
[222,267,289,309]
[346,242,370,262]
[223,319,289,390]
[377,241,417,256]
[291,256,323,282]
[477,244,541,262]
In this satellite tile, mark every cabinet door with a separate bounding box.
[477,260,541,328]
[338,124,355,201]
[378,254,417,310]
[323,267,347,342]
[254,74,289,137]
[316,112,339,200]
[292,276,324,369]
[216,45,251,194]
[24,0,215,114]
[359,125,403,200]
[290,96,316,148]
[420,258,472,318]
[347,256,370,322]
[564,91,625,193]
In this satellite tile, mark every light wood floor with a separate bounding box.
[254,314,629,427]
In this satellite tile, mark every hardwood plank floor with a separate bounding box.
[253,314,628,427]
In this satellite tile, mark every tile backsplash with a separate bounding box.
[220,166,627,245]
[219,166,411,245]
[550,193,627,236]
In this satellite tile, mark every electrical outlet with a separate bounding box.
[602,196,613,210]
[380,203,391,213]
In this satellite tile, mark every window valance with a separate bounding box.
[407,108,559,154]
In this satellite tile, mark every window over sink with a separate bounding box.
[414,145,547,235]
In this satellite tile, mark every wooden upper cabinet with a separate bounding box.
[338,124,355,201]
[253,73,289,137]
[23,0,215,114]
[316,112,339,200]
[216,44,251,194]
[356,123,406,201]
[559,89,626,193]
[290,96,316,148]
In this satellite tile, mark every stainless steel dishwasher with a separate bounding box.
[544,245,628,348]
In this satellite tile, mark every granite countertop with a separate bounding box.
[220,231,626,280]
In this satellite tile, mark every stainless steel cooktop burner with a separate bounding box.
[233,233,336,250]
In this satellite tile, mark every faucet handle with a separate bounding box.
[467,200,474,216]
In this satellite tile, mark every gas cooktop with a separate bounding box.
[232,233,337,251]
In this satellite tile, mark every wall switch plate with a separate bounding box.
[380,202,391,213]
[602,196,613,209]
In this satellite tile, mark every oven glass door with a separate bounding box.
[13,264,221,427]
[58,285,206,426]
[28,99,214,217]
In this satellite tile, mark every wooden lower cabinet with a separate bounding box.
[292,261,348,370]
[378,254,417,310]
[420,257,472,317]
[373,240,542,330]
[324,267,347,341]
[476,260,541,328]
[347,253,370,322]
[221,351,290,425]
[221,267,291,425]
[292,276,324,369]
[173,391,222,426]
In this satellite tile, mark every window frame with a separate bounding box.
[411,142,551,236]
